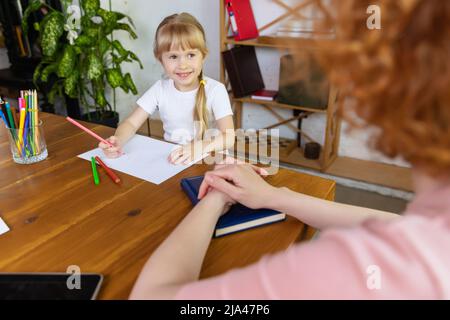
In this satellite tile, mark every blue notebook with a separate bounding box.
[180,176,286,237]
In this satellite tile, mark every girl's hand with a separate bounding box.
[198,164,277,209]
[99,136,123,158]
[168,140,204,165]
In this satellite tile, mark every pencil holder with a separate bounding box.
[6,120,48,164]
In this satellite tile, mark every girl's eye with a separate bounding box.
[188,53,196,58]
[169,55,177,59]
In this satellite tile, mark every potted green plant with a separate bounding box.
[22,0,142,127]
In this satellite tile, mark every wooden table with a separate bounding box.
[0,113,335,299]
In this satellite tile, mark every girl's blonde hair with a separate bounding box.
[154,13,209,139]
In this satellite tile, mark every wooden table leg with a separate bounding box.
[234,101,243,129]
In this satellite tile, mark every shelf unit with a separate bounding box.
[219,0,341,171]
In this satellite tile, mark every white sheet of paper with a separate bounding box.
[0,217,9,235]
[78,135,207,185]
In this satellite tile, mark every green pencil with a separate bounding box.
[91,156,100,185]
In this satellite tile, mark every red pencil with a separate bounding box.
[95,156,121,184]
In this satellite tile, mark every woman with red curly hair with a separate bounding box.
[130,0,450,299]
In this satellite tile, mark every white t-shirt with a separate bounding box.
[136,76,233,144]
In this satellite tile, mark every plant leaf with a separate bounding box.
[33,62,47,88]
[57,45,77,78]
[64,69,80,98]
[129,52,143,69]
[81,0,100,17]
[106,68,124,89]
[99,38,111,56]
[87,51,104,80]
[75,35,95,47]
[112,40,128,58]
[97,8,118,35]
[41,63,58,82]
[115,12,135,28]
[124,73,138,95]
[94,85,107,107]
[48,81,63,104]
[22,0,45,34]
[41,12,65,57]
[117,23,137,39]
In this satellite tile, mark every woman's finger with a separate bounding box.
[205,175,240,200]
[198,178,212,199]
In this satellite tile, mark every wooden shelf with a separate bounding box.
[233,136,322,171]
[233,97,327,114]
[225,35,334,50]
[220,0,341,172]
[283,145,322,170]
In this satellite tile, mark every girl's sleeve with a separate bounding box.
[136,81,162,114]
[211,83,233,120]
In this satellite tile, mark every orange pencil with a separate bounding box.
[95,156,121,184]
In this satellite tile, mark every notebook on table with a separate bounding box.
[180,176,286,237]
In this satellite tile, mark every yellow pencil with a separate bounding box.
[18,100,26,153]
[33,90,41,153]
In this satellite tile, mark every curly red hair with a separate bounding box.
[317,0,450,175]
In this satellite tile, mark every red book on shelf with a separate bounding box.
[225,0,259,41]
[251,89,278,101]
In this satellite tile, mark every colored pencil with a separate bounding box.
[91,156,100,185]
[11,107,19,129]
[2,90,43,159]
[95,156,121,184]
[33,90,41,154]
[26,91,36,154]
[66,116,114,148]
[18,100,26,150]
[5,102,15,129]
[0,108,8,127]
[23,115,30,156]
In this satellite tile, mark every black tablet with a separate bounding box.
[0,273,103,300]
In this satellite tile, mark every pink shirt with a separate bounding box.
[175,183,450,299]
